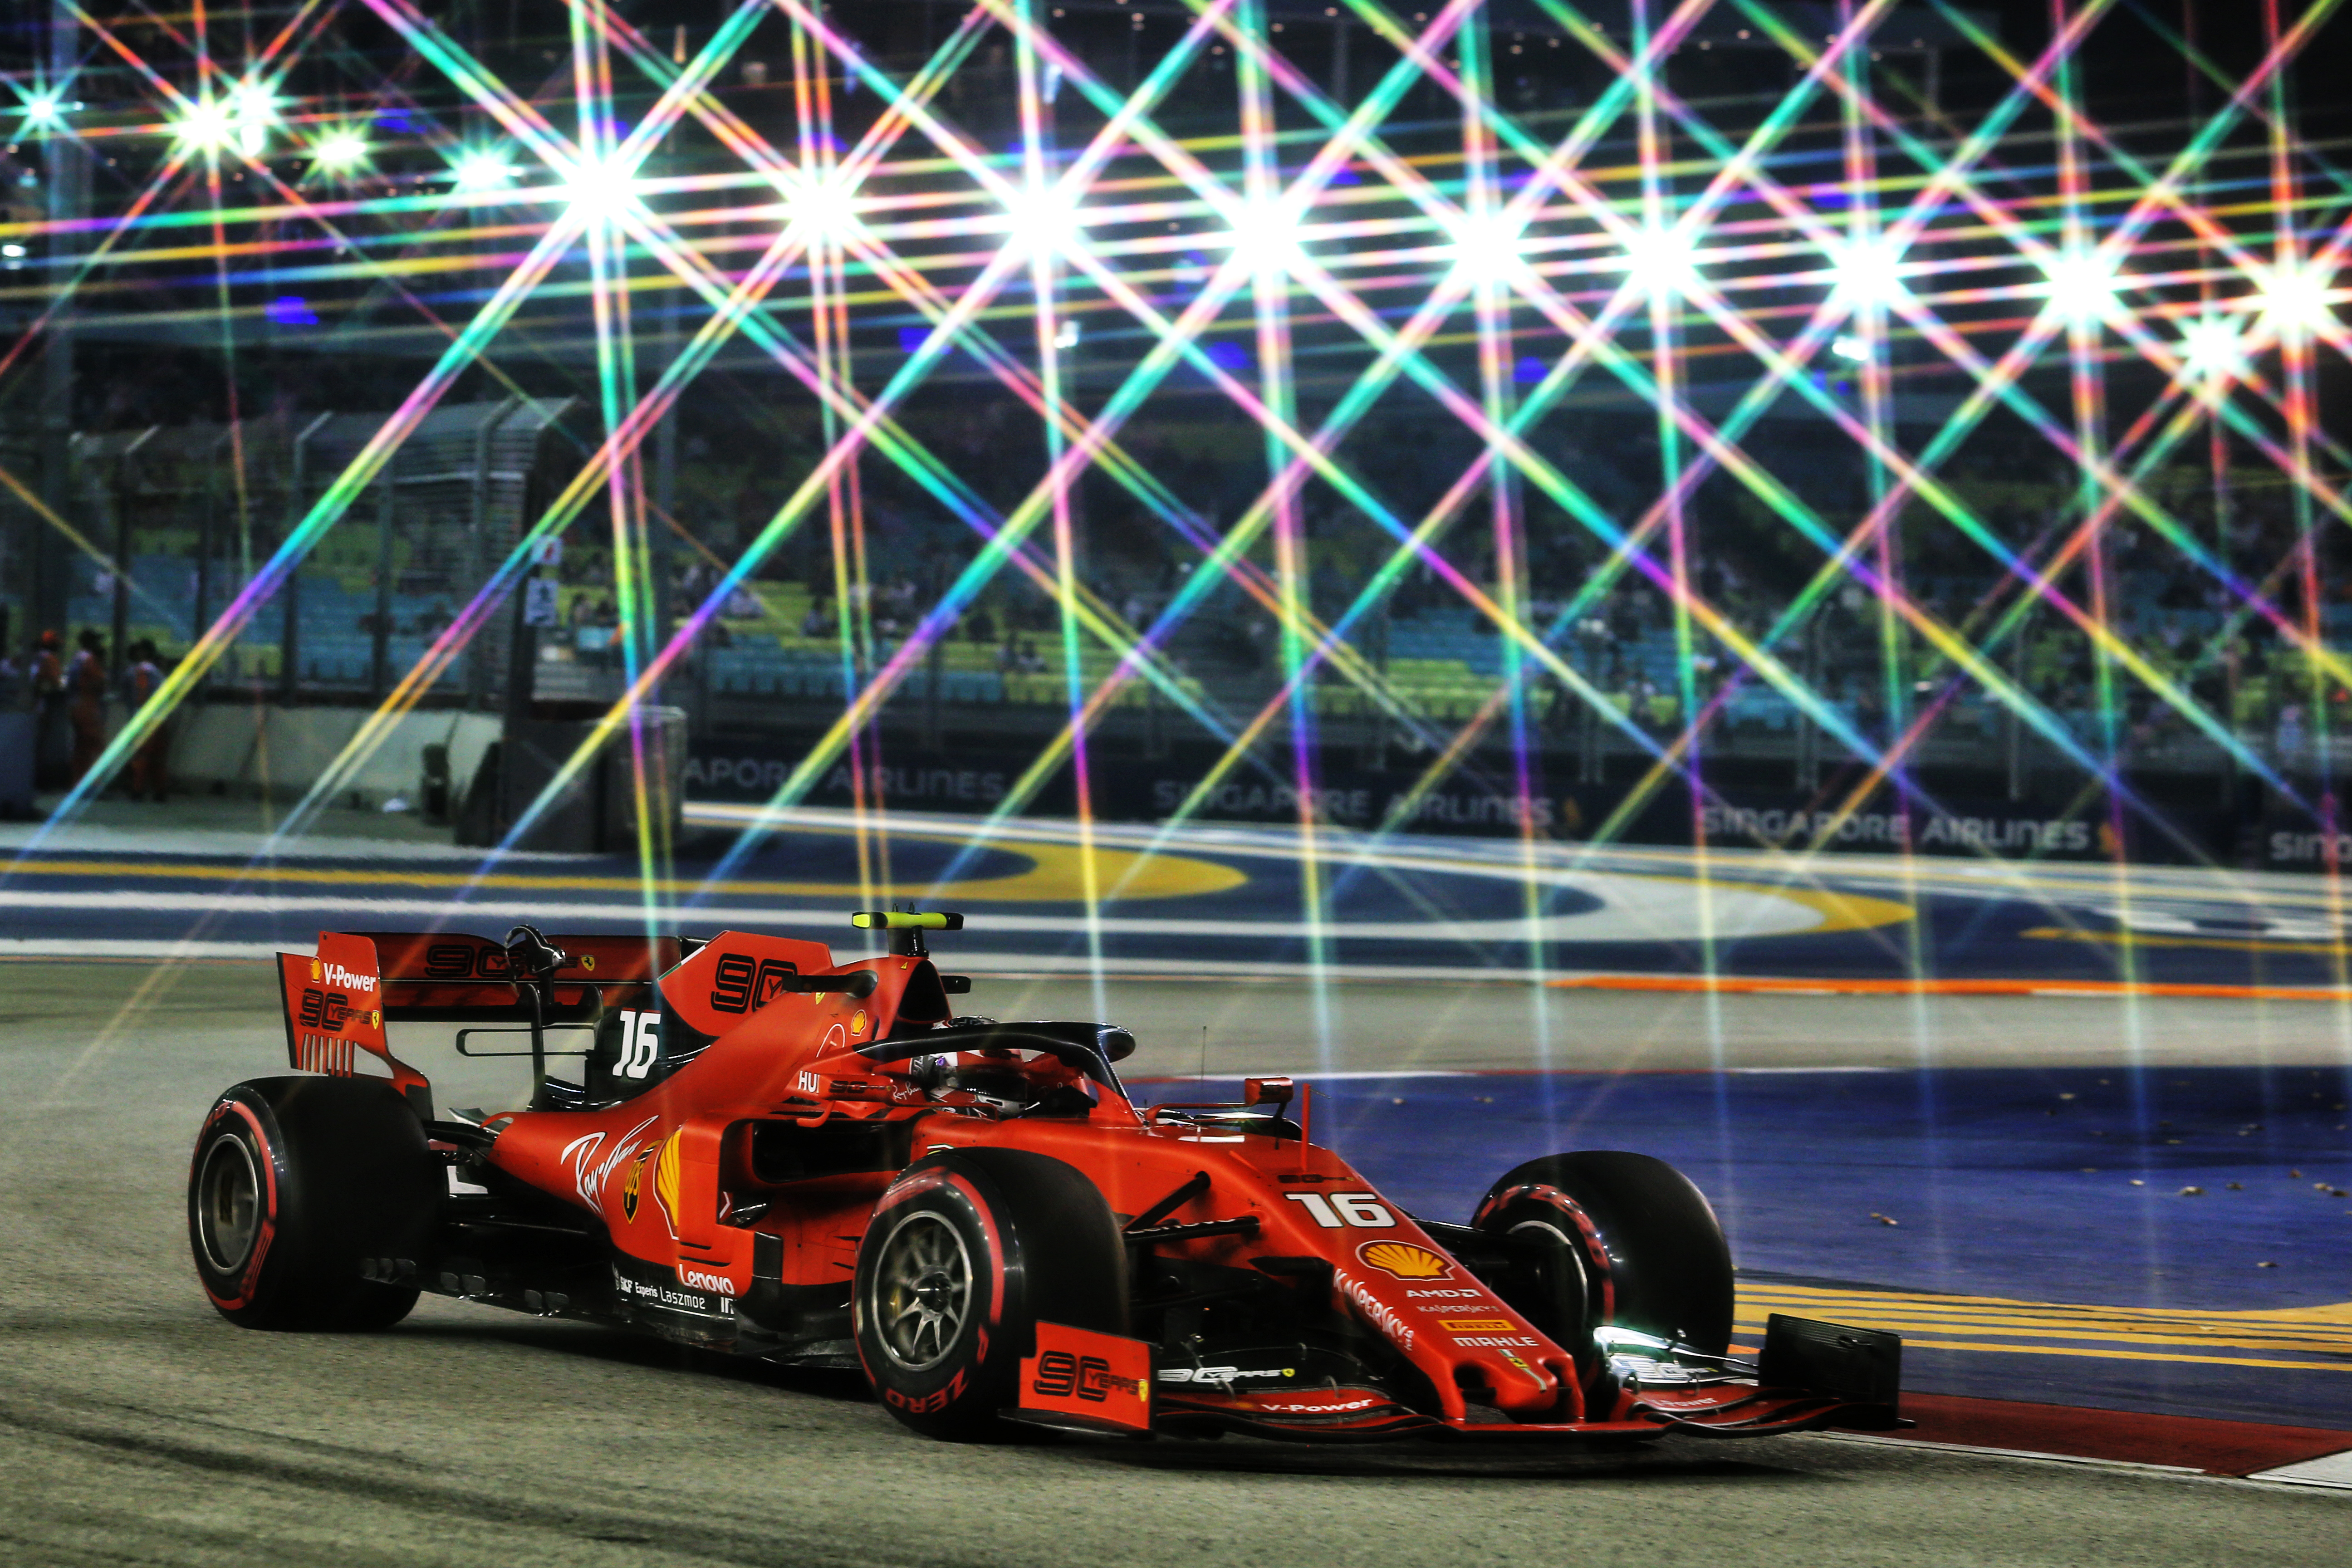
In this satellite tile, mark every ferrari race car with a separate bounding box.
[188,914,1902,1443]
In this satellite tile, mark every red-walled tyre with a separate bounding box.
[853,1148,1127,1441]
[1472,1151,1734,1357]
[188,1077,437,1331]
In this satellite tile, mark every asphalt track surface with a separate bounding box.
[3,961,2349,1568]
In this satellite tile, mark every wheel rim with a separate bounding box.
[871,1210,974,1372]
[1507,1215,1592,1327]
[196,1132,262,1274]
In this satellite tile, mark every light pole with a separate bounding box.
[34,1,88,648]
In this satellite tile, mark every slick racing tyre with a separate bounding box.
[1472,1151,1734,1357]
[853,1148,1127,1441]
[189,1076,438,1331]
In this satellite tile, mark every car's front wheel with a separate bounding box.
[1471,1151,1734,1356]
[853,1148,1127,1441]
[189,1077,437,1330]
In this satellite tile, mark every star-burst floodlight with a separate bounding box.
[784,176,860,241]
[1220,200,1303,272]
[2039,249,2121,325]
[1616,225,1699,294]
[309,127,370,177]
[560,153,641,220]
[1446,209,1527,285]
[172,94,239,154]
[2255,260,2335,338]
[1003,185,1083,258]
[451,148,518,193]
[20,91,66,131]
[1828,236,1907,309]
[224,76,278,156]
[2179,314,2245,381]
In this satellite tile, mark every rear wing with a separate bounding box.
[277,931,431,1115]
[354,931,685,1023]
[277,931,689,1117]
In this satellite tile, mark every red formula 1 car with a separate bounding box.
[188,914,1901,1443]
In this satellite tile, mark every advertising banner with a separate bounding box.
[686,736,2235,867]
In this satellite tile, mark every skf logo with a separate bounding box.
[1437,1318,1515,1333]
[1357,1241,1451,1281]
[1030,1352,1144,1404]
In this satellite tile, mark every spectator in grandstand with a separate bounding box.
[122,639,170,802]
[65,629,107,787]
[2277,702,2307,763]
[802,600,832,639]
[967,605,995,644]
[25,630,67,789]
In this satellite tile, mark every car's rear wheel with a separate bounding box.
[1472,1151,1734,1356]
[188,1077,437,1331]
[853,1148,1127,1441]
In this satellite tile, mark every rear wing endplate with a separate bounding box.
[277,931,433,1117]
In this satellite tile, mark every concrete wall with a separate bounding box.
[165,704,500,808]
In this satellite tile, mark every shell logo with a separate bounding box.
[652,1132,684,1235]
[850,1010,868,1036]
[1357,1240,1452,1281]
[309,959,323,981]
[622,1147,651,1221]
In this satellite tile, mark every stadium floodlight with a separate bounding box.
[2038,248,2120,325]
[309,127,370,176]
[1220,199,1303,272]
[560,152,640,220]
[2255,259,2334,339]
[1616,224,1699,294]
[224,76,278,156]
[2178,315,2245,381]
[1831,334,1870,362]
[1002,184,1083,258]
[171,94,240,154]
[1828,235,1906,309]
[1446,208,1527,285]
[450,147,518,193]
[20,91,66,131]
[784,174,860,240]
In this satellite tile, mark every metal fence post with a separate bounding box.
[281,411,333,701]
[370,454,395,702]
[108,427,156,679]
[469,397,524,710]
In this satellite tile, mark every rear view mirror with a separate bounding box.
[1244,1076,1294,1107]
